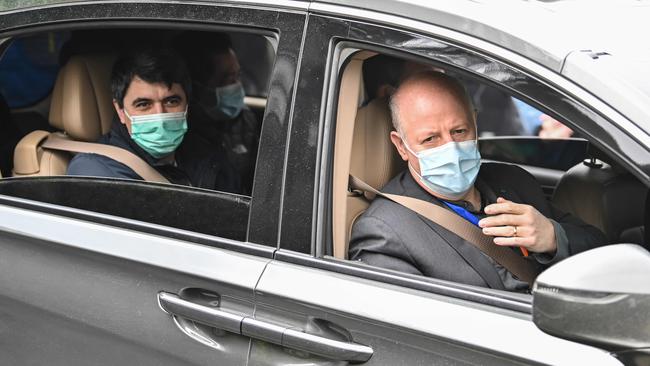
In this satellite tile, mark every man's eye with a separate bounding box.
[135,102,149,108]
[453,129,467,135]
[165,99,180,106]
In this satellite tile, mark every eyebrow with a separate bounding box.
[131,94,182,107]
[162,94,182,102]
[131,97,152,106]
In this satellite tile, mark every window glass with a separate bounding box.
[0,28,277,242]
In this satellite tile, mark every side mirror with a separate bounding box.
[533,244,650,365]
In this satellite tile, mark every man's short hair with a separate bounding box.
[174,31,233,81]
[389,70,475,133]
[111,47,192,108]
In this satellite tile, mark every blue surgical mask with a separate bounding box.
[125,108,188,159]
[402,138,481,200]
[203,82,245,120]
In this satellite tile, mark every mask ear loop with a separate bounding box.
[399,133,423,179]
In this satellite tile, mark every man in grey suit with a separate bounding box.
[348,71,606,292]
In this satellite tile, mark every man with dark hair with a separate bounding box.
[67,47,239,191]
[176,31,260,195]
[349,71,606,291]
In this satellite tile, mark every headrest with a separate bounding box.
[552,160,647,242]
[49,53,117,142]
[350,97,404,190]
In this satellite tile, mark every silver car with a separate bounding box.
[0,0,648,365]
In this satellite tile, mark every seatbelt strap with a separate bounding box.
[41,134,170,184]
[349,175,539,286]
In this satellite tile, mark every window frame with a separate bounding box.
[0,1,307,254]
[277,12,650,312]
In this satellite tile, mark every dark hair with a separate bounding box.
[174,31,233,81]
[111,47,192,108]
[362,54,405,100]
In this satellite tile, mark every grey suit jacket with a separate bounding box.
[348,163,608,290]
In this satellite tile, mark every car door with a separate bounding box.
[245,6,650,365]
[0,1,305,364]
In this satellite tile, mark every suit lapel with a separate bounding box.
[397,172,506,290]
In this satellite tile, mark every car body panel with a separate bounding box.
[0,1,305,364]
[0,200,271,365]
[252,254,621,365]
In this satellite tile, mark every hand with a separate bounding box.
[538,115,573,139]
[478,197,557,254]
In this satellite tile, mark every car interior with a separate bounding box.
[330,49,649,263]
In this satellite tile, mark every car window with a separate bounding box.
[0,27,277,243]
[308,34,646,297]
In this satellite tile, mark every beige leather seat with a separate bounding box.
[12,53,116,177]
[552,158,647,244]
[332,51,405,259]
[344,98,404,248]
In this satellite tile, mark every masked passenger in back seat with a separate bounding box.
[176,32,261,195]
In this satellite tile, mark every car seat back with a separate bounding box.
[332,52,404,259]
[552,158,647,245]
[13,53,116,177]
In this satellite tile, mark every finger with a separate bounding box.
[482,225,518,237]
[493,236,533,247]
[478,214,527,228]
[484,200,527,215]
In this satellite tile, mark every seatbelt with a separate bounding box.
[41,134,170,184]
[349,174,539,286]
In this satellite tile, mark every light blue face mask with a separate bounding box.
[125,108,188,159]
[402,138,482,200]
[204,82,245,120]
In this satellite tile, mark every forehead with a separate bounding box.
[124,76,186,101]
[400,86,471,128]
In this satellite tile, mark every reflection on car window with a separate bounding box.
[0,32,69,108]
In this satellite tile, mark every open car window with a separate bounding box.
[325,45,647,294]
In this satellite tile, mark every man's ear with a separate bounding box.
[113,100,126,125]
[390,131,409,161]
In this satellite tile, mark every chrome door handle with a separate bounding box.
[158,292,373,363]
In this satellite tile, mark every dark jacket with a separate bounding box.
[349,163,608,291]
[67,120,240,192]
[189,103,260,195]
